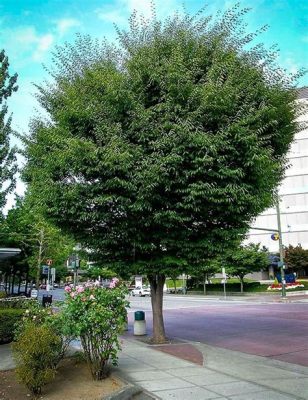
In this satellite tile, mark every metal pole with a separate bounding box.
[276,197,286,298]
[223,279,226,299]
[47,267,50,292]
[73,266,77,288]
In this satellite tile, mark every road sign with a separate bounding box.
[31,289,38,298]
[271,233,279,241]
[222,267,226,279]
[42,265,49,275]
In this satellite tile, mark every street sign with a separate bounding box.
[42,265,49,275]
[222,267,226,278]
[31,289,38,298]
[271,233,279,241]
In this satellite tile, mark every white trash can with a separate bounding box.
[133,311,146,335]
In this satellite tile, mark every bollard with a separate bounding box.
[134,311,146,335]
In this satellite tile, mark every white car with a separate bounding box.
[131,286,151,297]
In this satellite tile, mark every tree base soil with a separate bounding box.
[0,357,126,400]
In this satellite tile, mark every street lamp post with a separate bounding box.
[276,197,286,298]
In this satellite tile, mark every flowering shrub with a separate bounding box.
[62,281,128,380]
[267,282,305,291]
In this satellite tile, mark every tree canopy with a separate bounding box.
[223,243,269,292]
[23,5,300,342]
[285,244,308,276]
[1,197,75,288]
[0,50,17,212]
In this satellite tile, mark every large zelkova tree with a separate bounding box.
[223,243,269,292]
[0,50,18,212]
[23,6,301,342]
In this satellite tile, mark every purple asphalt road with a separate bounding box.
[127,302,308,367]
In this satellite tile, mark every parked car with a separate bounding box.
[53,283,59,288]
[131,286,151,297]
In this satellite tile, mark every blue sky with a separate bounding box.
[1,0,308,209]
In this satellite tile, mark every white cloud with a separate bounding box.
[33,33,54,61]
[124,0,153,18]
[56,18,80,36]
[15,27,37,45]
[284,57,299,75]
[11,26,54,61]
[96,0,178,25]
[96,9,127,24]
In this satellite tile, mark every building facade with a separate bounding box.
[246,88,308,276]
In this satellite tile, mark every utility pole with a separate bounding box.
[276,197,286,298]
[36,229,44,290]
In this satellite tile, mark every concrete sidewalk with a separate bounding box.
[2,338,308,399]
[115,338,308,399]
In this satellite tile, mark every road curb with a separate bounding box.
[103,384,157,399]
[103,384,141,400]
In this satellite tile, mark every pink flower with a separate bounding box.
[65,286,72,293]
[70,292,76,298]
[77,286,84,293]
[109,277,119,288]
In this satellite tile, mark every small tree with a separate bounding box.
[189,260,220,295]
[0,50,17,212]
[4,198,75,288]
[285,245,308,277]
[224,243,269,292]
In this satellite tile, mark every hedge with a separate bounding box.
[0,309,24,344]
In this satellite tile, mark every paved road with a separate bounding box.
[126,294,308,367]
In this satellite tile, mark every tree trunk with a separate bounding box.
[148,274,167,344]
[240,277,244,293]
[203,273,207,295]
[36,229,44,290]
[173,279,177,293]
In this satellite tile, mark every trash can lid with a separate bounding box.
[134,310,145,320]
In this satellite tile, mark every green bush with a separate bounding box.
[0,309,24,343]
[12,323,62,396]
[14,301,73,364]
[0,297,35,309]
[191,281,265,293]
[0,291,7,299]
